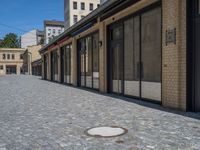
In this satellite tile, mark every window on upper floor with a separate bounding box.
[58,29,61,34]
[48,33,51,36]
[48,29,51,34]
[81,2,85,10]
[90,3,94,11]
[20,54,23,60]
[2,54,5,60]
[73,1,77,9]
[7,54,10,60]
[73,15,78,24]
[53,29,56,34]
[0,65,3,70]
[12,54,15,60]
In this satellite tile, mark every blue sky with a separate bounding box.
[0,0,64,39]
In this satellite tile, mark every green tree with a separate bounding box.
[0,33,20,48]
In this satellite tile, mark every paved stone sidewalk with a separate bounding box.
[0,75,200,150]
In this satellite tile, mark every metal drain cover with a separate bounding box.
[85,126,128,138]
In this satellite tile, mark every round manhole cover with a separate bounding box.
[85,126,128,138]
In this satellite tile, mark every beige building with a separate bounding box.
[40,0,200,112]
[22,45,42,75]
[0,48,25,75]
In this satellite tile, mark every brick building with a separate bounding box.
[39,0,200,112]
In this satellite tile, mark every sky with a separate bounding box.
[0,0,64,39]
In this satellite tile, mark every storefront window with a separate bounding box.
[85,36,92,88]
[92,33,99,89]
[108,6,161,101]
[141,7,161,101]
[64,44,72,84]
[78,32,99,89]
[124,16,140,97]
[51,50,58,81]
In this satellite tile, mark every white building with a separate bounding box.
[100,0,108,4]
[21,30,44,49]
[44,20,65,44]
[64,0,100,29]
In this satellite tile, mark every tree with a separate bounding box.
[0,33,20,48]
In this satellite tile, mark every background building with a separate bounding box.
[22,45,42,75]
[64,0,100,29]
[0,48,25,75]
[44,20,64,44]
[21,30,44,48]
[100,0,108,4]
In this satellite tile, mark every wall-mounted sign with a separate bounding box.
[166,28,176,46]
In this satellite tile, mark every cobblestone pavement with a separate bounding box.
[0,75,200,150]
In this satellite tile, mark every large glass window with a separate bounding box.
[44,54,48,79]
[111,25,123,94]
[51,50,58,81]
[78,32,99,89]
[124,16,140,97]
[108,6,161,102]
[92,33,99,89]
[141,7,161,101]
[85,36,92,88]
[63,44,72,84]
